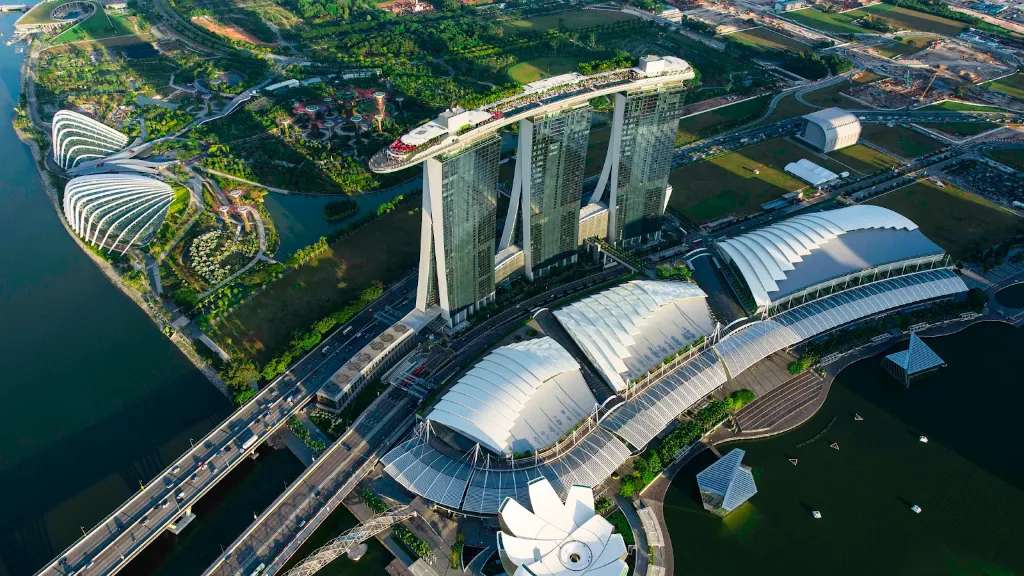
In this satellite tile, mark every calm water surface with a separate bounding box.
[665,322,1024,576]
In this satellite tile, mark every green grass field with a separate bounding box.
[210,200,421,363]
[827,144,901,174]
[784,7,866,34]
[726,26,810,53]
[918,122,998,138]
[15,0,65,25]
[668,137,849,224]
[507,56,580,83]
[755,93,815,126]
[677,95,772,146]
[859,124,944,159]
[985,73,1024,101]
[503,9,637,31]
[875,34,938,58]
[857,4,968,36]
[868,180,1023,261]
[52,8,133,44]
[985,148,1024,171]
[921,100,1007,112]
[785,4,967,36]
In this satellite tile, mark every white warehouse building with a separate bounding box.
[798,107,861,152]
[63,173,175,254]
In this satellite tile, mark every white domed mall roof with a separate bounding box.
[497,479,628,576]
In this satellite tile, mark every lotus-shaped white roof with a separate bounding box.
[497,479,628,576]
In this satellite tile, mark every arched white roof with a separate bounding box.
[497,479,627,576]
[428,337,596,456]
[553,280,714,392]
[63,174,174,254]
[716,205,940,308]
[51,110,129,170]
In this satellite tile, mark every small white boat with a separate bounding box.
[919,435,929,443]
[830,442,840,451]
[911,504,922,514]
[812,510,822,519]
[789,458,799,466]
[853,413,864,421]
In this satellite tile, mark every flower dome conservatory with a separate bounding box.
[51,109,129,171]
[63,173,175,254]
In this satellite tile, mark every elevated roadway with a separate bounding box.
[202,386,417,576]
[34,276,415,576]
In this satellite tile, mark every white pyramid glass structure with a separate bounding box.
[885,332,944,375]
[497,479,628,576]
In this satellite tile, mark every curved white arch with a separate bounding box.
[428,337,596,456]
[51,110,129,170]
[62,174,174,254]
[716,205,929,309]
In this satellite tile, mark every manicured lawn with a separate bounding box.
[921,100,1008,112]
[875,34,938,58]
[784,7,866,34]
[677,95,771,145]
[726,26,810,53]
[857,4,968,36]
[918,122,998,138]
[985,73,1024,101]
[827,144,901,174]
[859,124,944,159]
[503,9,637,31]
[507,56,580,83]
[868,180,1023,261]
[986,148,1024,171]
[52,8,134,44]
[16,0,64,25]
[668,137,838,224]
[209,199,422,363]
[787,4,968,36]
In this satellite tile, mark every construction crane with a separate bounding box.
[919,72,938,101]
[281,506,416,576]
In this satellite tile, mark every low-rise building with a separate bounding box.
[697,448,757,516]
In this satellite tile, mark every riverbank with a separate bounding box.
[14,41,230,397]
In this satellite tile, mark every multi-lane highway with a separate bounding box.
[35,276,415,576]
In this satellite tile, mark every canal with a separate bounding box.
[664,321,1024,575]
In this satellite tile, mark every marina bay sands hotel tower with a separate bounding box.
[370,55,694,328]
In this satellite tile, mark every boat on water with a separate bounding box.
[812,510,823,519]
[911,504,923,514]
[919,435,929,443]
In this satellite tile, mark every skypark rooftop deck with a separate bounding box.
[369,55,694,173]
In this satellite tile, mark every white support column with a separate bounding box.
[416,158,453,325]
[519,119,535,280]
[498,128,525,251]
[415,165,434,313]
[601,93,626,242]
[590,93,625,207]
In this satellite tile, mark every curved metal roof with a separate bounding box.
[717,205,943,308]
[428,337,596,456]
[63,173,174,254]
[553,280,714,392]
[51,110,129,171]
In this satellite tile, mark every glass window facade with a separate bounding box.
[438,135,500,323]
[613,86,685,245]
[527,105,591,274]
